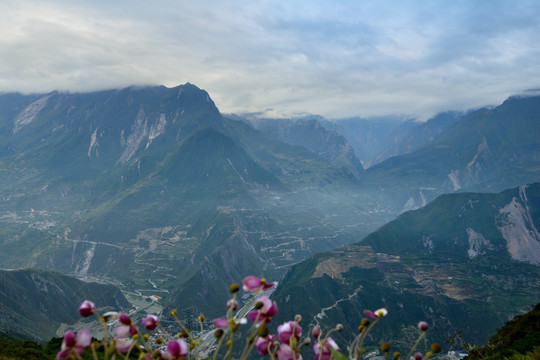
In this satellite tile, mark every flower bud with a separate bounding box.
[312,326,321,339]
[393,352,401,360]
[430,343,442,353]
[256,325,269,337]
[418,321,428,332]
[357,325,366,333]
[214,329,224,339]
[303,338,311,346]
[227,299,238,311]
[414,352,423,360]
[119,313,131,326]
[380,342,390,353]
[229,283,240,293]
[426,351,433,358]
[198,315,205,322]
[294,314,302,322]
[141,314,160,331]
[254,301,264,310]
[361,318,370,326]
[156,337,163,345]
[335,324,343,332]
[170,309,178,317]
[79,300,96,317]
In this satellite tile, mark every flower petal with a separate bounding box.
[76,329,92,348]
[213,318,229,328]
[364,310,378,319]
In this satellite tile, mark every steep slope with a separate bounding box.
[466,302,540,359]
[372,111,462,164]
[0,85,385,320]
[361,94,540,213]
[246,116,364,179]
[0,83,223,213]
[0,269,129,341]
[322,116,417,168]
[272,183,540,354]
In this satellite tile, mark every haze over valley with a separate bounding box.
[1,1,540,356]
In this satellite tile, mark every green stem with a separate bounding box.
[97,314,110,360]
[355,318,379,359]
[90,342,99,360]
[406,332,426,360]
[212,333,226,360]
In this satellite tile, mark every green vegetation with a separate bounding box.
[465,303,540,359]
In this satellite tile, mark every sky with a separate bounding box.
[1,1,540,120]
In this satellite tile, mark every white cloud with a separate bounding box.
[1,0,539,119]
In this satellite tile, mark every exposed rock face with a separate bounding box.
[13,94,52,133]
[466,227,493,259]
[119,107,149,163]
[497,186,540,265]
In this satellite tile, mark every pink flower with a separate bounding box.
[119,313,131,325]
[278,343,302,360]
[78,301,95,317]
[242,276,275,292]
[418,321,428,332]
[248,296,278,323]
[114,325,132,339]
[312,326,321,339]
[116,338,135,353]
[364,308,388,319]
[277,321,302,345]
[142,314,160,331]
[256,334,276,355]
[56,329,92,359]
[115,324,139,338]
[213,318,230,328]
[165,339,189,359]
[313,337,340,360]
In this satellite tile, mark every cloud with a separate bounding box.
[1,0,539,119]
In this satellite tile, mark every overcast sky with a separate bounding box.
[1,1,539,120]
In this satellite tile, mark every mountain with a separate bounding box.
[466,302,540,359]
[321,116,417,168]
[361,95,540,213]
[2,83,539,337]
[372,111,462,164]
[0,84,387,320]
[272,183,540,354]
[236,115,364,179]
[0,269,129,341]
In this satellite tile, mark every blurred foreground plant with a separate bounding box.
[56,276,442,360]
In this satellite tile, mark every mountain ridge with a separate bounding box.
[272,183,540,353]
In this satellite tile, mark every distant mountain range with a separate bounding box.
[361,95,540,213]
[0,84,539,344]
[239,115,364,179]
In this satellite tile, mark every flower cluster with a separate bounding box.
[57,276,442,360]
